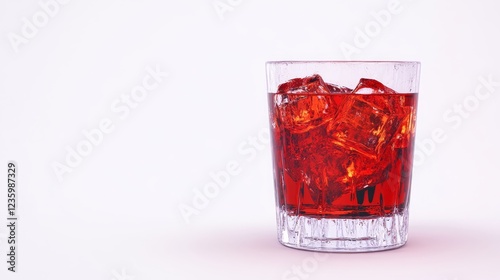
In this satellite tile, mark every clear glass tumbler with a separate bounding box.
[266,61,420,252]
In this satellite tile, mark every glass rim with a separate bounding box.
[266,60,421,94]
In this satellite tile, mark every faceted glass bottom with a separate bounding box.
[276,207,409,252]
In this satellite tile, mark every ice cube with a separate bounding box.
[277,74,332,94]
[302,146,350,204]
[352,79,418,149]
[325,78,405,190]
[352,78,396,95]
[393,106,417,149]
[328,95,401,159]
[352,78,405,115]
[274,74,336,133]
[327,83,352,93]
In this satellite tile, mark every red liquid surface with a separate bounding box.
[268,91,418,218]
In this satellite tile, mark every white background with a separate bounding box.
[1,0,499,279]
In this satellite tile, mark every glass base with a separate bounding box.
[276,207,409,252]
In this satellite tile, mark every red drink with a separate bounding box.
[268,75,418,218]
[266,62,420,252]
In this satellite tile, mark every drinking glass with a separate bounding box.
[266,61,420,252]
